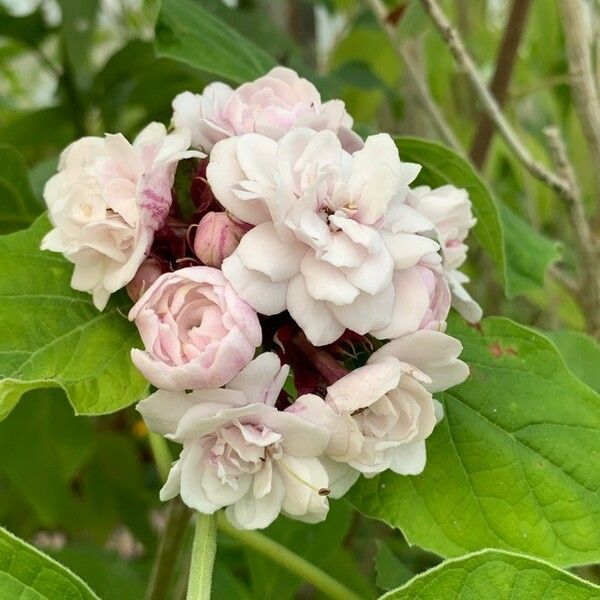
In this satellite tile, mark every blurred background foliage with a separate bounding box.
[1,0,599,597]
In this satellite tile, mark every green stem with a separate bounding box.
[149,433,173,483]
[145,498,192,600]
[217,513,364,600]
[186,513,217,600]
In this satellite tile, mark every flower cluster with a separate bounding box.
[42,67,479,530]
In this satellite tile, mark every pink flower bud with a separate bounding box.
[193,211,247,268]
[127,258,165,302]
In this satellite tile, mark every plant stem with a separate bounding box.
[149,432,173,483]
[364,0,463,154]
[145,498,192,600]
[291,331,349,385]
[469,0,533,167]
[557,0,600,218]
[186,513,217,600]
[418,0,573,202]
[216,513,364,600]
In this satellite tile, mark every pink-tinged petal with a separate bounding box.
[227,353,289,406]
[290,394,362,461]
[384,201,435,234]
[382,231,440,269]
[370,330,469,393]
[371,268,429,339]
[320,231,366,268]
[277,455,329,521]
[388,440,427,475]
[326,357,402,413]
[137,389,203,436]
[321,457,360,498]
[207,137,271,225]
[447,270,483,323]
[236,222,304,282]
[328,214,382,253]
[159,458,182,501]
[179,444,223,513]
[276,128,321,195]
[222,254,288,315]
[342,246,394,295]
[329,286,394,335]
[349,134,403,223]
[236,133,278,188]
[225,470,286,530]
[263,409,330,458]
[102,178,137,226]
[300,252,359,305]
[286,274,345,346]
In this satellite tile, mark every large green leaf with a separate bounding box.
[155,0,275,84]
[0,526,99,599]
[0,144,44,233]
[394,137,506,288]
[500,204,561,295]
[382,549,600,600]
[0,389,93,527]
[546,329,600,393]
[348,315,600,567]
[0,215,148,421]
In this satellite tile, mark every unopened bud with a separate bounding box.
[193,211,247,268]
[127,258,164,302]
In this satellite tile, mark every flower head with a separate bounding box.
[41,123,201,309]
[137,353,331,529]
[208,128,440,345]
[292,330,468,496]
[172,67,362,152]
[129,266,261,391]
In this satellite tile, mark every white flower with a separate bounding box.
[41,123,202,309]
[137,353,331,530]
[208,128,441,345]
[408,185,482,322]
[172,67,362,152]
[291,330,468,496]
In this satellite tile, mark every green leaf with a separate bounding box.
[58,0,99,85]
[0,215,148,421]
[0,6,51,47]
[155,0,275,84]
[51,544,149,600]
[545,329,600,393]
[382,549,600,599]
[348,315,600,567]
[0,526,99,599]
[375,542,413,591]
[500,204,561,296]
[393,137,507,290]
[244,500,353,600]
[0,144,44,233]
[0,389,93,527]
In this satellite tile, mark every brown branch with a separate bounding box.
[544,126,600,338]
[557,0,600,216]
[418,0,574,203]
[419,0,600,338]
[365,0,463,154]
[470,0,533,167]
